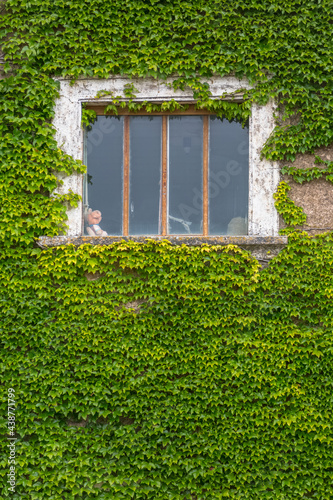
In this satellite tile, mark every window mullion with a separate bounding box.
[203,116,209,236]
[123,116,130,236]
[161,116,168,236]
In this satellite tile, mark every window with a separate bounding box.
[84,107,249,237]
[52,76,280,238]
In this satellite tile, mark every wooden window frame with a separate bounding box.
[85,105,222,237]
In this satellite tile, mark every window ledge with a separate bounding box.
[38,235,287,263]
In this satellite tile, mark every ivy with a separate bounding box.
[1,0,333,498]
[3,238,333,498]
[273,181,307,229]
[95,82,251,123]
[282,156,333,184]
[81,104,97,129]
[1,0,333,160]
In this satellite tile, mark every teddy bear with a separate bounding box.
[85,208,108,236]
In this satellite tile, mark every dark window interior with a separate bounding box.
[84,112,249,236]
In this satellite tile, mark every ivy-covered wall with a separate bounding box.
[1,1,333,498]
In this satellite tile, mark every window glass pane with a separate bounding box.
[169,116,203,234]
[85,116,123,235]
[129,116,162,235]
[209,117,249,235]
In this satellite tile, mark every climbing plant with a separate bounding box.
[1,0,333,498]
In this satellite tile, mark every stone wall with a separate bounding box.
[280,144,333,233]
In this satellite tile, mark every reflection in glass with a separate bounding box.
[209,117,249,235]
[129,117,162,235]
[169,116,203,234]
[85,116,123,235]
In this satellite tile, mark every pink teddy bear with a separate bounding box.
[85,208,108,236]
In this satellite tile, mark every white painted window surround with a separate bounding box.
[53,76,279,237]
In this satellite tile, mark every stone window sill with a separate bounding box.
[38,235,287,263]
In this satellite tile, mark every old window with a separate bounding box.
[84,107,249,236]
[52,76,280,238]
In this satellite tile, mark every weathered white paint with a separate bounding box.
[52,76,279,236]
[249,100,280,236]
